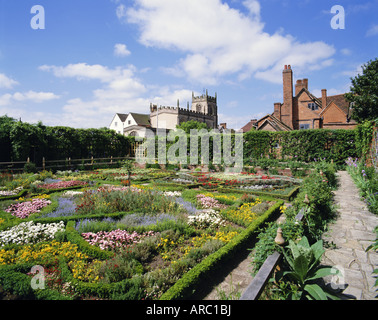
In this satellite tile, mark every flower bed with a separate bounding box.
[5,198,52,219]
[37,180,88,190]
[0,167,288,300]
[196,194,227,209]
[0,221,65,246]
[188,209,226,229]
[0,187,23,197]
[81,230,157,251]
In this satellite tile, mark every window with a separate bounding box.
[300,124,310,130]
[128,120,131,125]
[308,103,318,111]
[114,122,118,127]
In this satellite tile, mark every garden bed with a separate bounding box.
[0,167,286,300]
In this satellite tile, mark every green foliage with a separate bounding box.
[280,236,339,300]
[0,116,134,166]
[243,129,357,165]
[355,120,375,161]
[367,227,378,295]
[160,200,283,300]
[345,58,378,123]
[176,120,209,134]
[346,157,378,214]
[23,162,37,173]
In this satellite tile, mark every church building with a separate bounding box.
[109,90,219,137]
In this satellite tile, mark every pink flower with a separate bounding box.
[38,180,87,190]
[81,229,157,250]
[5,198,51,219]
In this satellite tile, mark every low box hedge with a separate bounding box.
[0,189,28,202]
[218,185,300,201]
[159,199,284,300]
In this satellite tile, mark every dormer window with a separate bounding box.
[308,103,318,111]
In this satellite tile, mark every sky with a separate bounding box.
[0,0,377,130]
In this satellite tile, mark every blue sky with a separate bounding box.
[0,0,377,129]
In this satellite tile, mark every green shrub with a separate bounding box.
[279,236,339,300]
[23,162,37,173]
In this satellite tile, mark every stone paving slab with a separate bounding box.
[322,171,378,300]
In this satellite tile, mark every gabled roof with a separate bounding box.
[116,113,129,122]
[241,119,257,132]
[129,113,151,127]
[256,114,292,131]
[325,94,350,115]
[296,87,322,107]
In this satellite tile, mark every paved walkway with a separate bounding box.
[322,171,378,300]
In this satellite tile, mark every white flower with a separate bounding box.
[0,220,65,246]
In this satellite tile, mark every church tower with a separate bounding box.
[191,90,217,115]
[191,90,218,128]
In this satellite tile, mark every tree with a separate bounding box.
[122,159,134,186]
[176,120,209,134]
[0,115,16,162]
[345,58,378,123]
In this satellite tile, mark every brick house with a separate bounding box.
[247,65,357,131]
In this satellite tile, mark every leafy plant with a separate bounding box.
[367,226,378,296]
[280,236,339,300]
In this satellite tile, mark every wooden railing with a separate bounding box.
[0,156,135,172]
[240,207,305,300]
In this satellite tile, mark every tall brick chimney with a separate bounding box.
[281,65,293,129]
[295,78,308,96]
[273,102,282,120]
[321,89,327,109]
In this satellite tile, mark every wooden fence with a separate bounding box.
[0,156,135,172]
[240,207,305,300]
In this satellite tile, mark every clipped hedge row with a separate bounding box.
[243,129,357,165]
[65,220,115,260]
[0,189,28,202]
[0,263,71,300]
[218,185,300,201]
[159,199,284,300]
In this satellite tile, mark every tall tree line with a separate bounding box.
[0,116,134,165]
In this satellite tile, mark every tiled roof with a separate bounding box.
[241,119,257,132]
[257,114,292,131]
[325,94,350,115]
[130,113,151,127]
[116,113,128,122]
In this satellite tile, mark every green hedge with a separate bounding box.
[65,220,115,260]
[159,200,284,300]
[0,189,28,202]
[219,185,300,201]
[0,115,134,166]
[0,201,283,300]
[243,129,357,165]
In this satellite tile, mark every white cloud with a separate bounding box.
[340,48,352,56]
[114,43,131,57]
[39,63,121,82]
[242,0,261,18]
[366,24,378,37]
[39,62,196,127]
[116,4,127,20]
[219,111,266,130]
[0,90,60,106]
[122,0,335,85]
[0,73,19,89]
